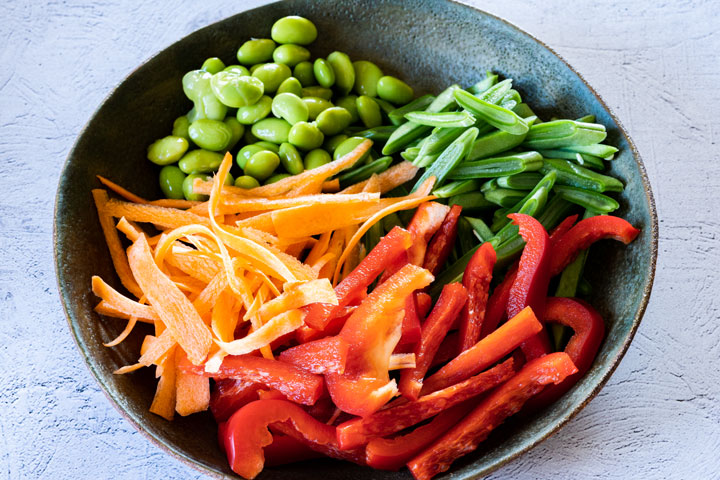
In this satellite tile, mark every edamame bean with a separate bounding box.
[288,121,324,150]
[251,118,292,143]
[235,175,261,189]
[252,63,291,93]
[278,142,305,175]
[333,136,369,161]
[147,135,189,165]
[210,71,264,108]
[304,149,332,170]
[183,173,210,201]
[302,96,333,120]
[301,86,333,100]
[316,107,352,135]
[159,166,187,199]
[236,95,272,124]
[182,70,227,121]
[313,58,335,88]
[327,51,354,96]
[244,128,260,144]
[224,117,244,150]
[272,44,311,67]
[237,144,265,169]
[245,150,280,180]
[249,63,264,74]
[335,95,359,123]
[172,116,190,140]
[266,173,292,184]
[352,60,383,97]
[293,61,317,87]
[254,141,280,153]
[178,149,224,174]
[201,57,225,74]
[324,134,348,153]
[223,64,250,76]
[356,95,382,128]
[271,16,317,45]
[271,92,309,125]
[188,119,233,151]
[277,77,303,96]
[237,38,276,65]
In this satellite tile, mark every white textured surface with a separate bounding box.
[1,0,719,478]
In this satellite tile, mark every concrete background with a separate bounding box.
[2,0,719,478]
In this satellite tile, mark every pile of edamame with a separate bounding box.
[146,15,416,201]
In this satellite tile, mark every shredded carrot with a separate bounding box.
[104,197,212,229]
[92,276,157,323]
[211,289,237,342]
[217,309,305,356]
[97,175,148,204]
[322,178,340,192]
[174,350,210,416]
[319,229,346,281]
[116,217,143,242]
[149,347,177,420]
[257,279,337,322]
[215,192,380,215]
[340,161,420,194]
[113,363,145,375]
[148,198,202,209]
[305,231,331,265]
[138,329,176,366]
[103,316,139,347]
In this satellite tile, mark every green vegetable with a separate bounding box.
[302,96,333,120]
[466,118,535,161]
[327,51,355,96]
[448,191,495,212]
[172,116,190,140]
[223,65,251,76]
[376,75,414,105]
[523,120,607,149]
[147,135,189,165]
[210,71,264,108]
[404,111,475,128]
[467,71,498,94]
[277,77,303,96]
[288,121,324,150]
[448,151,543,179]
[364,221,384,253]
[188,119,233,151]
[432,179,480,198]
[251,117,292,143]
[178,149,223,174]
[575,114,596,123]
[245,150,280,180]
[313,58,335,88]
[236,95,272,124]
[352,60,383,97]
[237,38,276,65]
[412,127,479,192]
[237,144,266,169]
[496,173,543,190]
[254,141,280,153]
[373,97,396,119]
[338,156,392,187]
[278,142,305,175]
[271,92,309,125]
[272,44,311,66]
[540,158,624,192]
[182,70,227,121]
[304,148,332,169]
[465,216,494,242]
[223,117,244,150]
[356,125,397,142]
[356,95,382,128]
[554,185,619,213]
[333,136,369,162]
[417,127,465,159]
[512,103,538,119]
[323,134,348,154]
[388,94,435,125]
[159,166,187,199]
[335,95,359,123]
[271,16,317,45]
[454,89,529,135]
[234,175,261,189]
[484,188,526,207]
[561,143,618,159]
[293,61,317,86]
[201,57,225,74]
[316,107,353,135]
[265,173,292,184]
[182,173,210,201]
[252,63,292,93]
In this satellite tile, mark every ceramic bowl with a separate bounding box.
[55,0,657,478]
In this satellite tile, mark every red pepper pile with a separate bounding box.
[187,203,639,480]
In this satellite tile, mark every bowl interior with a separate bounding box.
[55,0,657,478]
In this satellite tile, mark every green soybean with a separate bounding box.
[302,86,333,101]
[235,175,261,189]
[356,95,382,128]
[352,60,383,97]
[277,77,303,96]
[223,117,244,150]
[334,136,369,162]
[293,61,317,86]
[147,135,189,165]
[237,38,276,65]
[324,134,348,153]
[271,16,317,45]
[304,149,332,170]
[313,58,335,88]
[178,149,224,174]
[249,63,264,74]
[251,118,292,143]
[172,116,190,140]
[335,95,359,123]
[278,142,305,175]
[245,150,280,180]
[188,119,233,151]
[272,93,309,125]
[237,144,265,169]
[288,121,324,150]
[376,75,414,105]
[244,128,260,144]
[183,173,210,201]
[302,96,333,120]
[252,63,292,93]
[266,173,292,184]
[201,57,225,74]
[223,64,250,76]
[316,107,353,135]
[253,141,280,153]
[327,51,355,95]
[236,95,272,124]
[182,70,227,121]
[159,165,187,199]
[210,72,264,108]
[272,44,311,66]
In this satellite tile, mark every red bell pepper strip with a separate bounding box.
[257,389,288,401]
[399,282,468,400]
[458,242,496,352]
[295,308,352,343]
[429,332,459,370]
[527,297,605,409]
[550,215,640,276]
[549,214,579,247]
[222,399,364,479]
[279,336,349,375]
[210,379,262,422]
[263,434,324,467]
[506,213,553,361]
[423,204,463,275]
[303,226,413,330]
[420,306,542,395]
[179,355,324,406]
[479,266,517,340]
[337,359,514,449]
[326,263,434,417]
[415,291,432,318]
[397,293,423,347]
[407,352,578,480]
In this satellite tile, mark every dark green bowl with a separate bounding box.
[55,0,657,478]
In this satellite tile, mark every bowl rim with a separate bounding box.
[54,1,658,478]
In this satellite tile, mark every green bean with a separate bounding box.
[373,97,396,120]
[223,117,244,150]
[465,216,494,243]
[466,117,535,161]
[266,173,292,184]
[388,94,435,125]
[252,63,292,93]
[234,175,261,189]
[237,38,276,65]
[271,92,309,125]
[480,178,498,193]
[456,217,477,259]
[304,148,332,169]
[254,141,280,153]
[172,116,190,140]
[490,171,556,243]
[327,51,355,96]
[523,120,607,149]
[376,76,414,105]
[237,144,265,169]
[333,136,369,162]
[356,95,382,128]
[251,118,292,143]
[188,118,233,151]
[413,152,441,168]
[484,188,526,208]
[210,71,264,108]
[401,147,419,162]
[496,173,543,190]
[183,173,210,201]
[302,96,334,120]
[277,77,303,96]
[293,61,317,87]
[323,134,348,154]
[404,111,475,128]
[278,142,305,175]
[201,57,225,74]
[448,191,495,212]
[236,95,272,124]
[316,107,353,135]
[554,185,619,213]
[537,149,605,170]
[338,156,392,187]
[245,150,280,180]
[356,125,397,142]
[512,103,538,119]
[382,212,404,232]
[178,149,224,174]
[540,158,623,192]
[576,114,596,123]
[364,221,384,253]
[559,143,618,159]
[412,127,478,192]
[223,64,250,76]
[147,135,189,165]
[159,165,187,199]
[467,71,498,95]
[416,127,465,160]
[449,151,543,179]
[455,89,529,135]
[352,60,384,97]
[383,84,460,155]
[501,89,522,106]
[475,78,513,103]
[432,179,480,198]
[313,58,335,88]
[271,16,317,45]
[288,121,324,150]
[272,44,311,66]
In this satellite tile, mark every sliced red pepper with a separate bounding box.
[528,297,605,409]
[305,395,338,423]
[423,204,463,275]
[398,293,423,347]
[304,226,413,330]
[263,434,324,467]
[223,399,364,479]
[420,306,542,395]
[415,291,433,318]
[210,379,262,422]
[549,214,579,246]
[279,336,349,375]
[179,355,324,406]
[326,263,434,417]
[479,266,517,340]
[506,213,553,361]
[550,215,640,276]
[337,359,514,449]
[458,242,496,352]
[429,331,459,370]
[407,352,578,480]
[295,309,351,343]
[257,389,288,401]
[399,282,468,400]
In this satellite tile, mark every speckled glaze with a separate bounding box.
[55,0,657,478]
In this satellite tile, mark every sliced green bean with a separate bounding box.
[467,71,498,95]
[554,185,619,213]
[448,191,494,212]
[413,152,441,168]
[496,173,543,190]
[465,216,494,242]
[523,120,607,149]
[512,103,538,119]
[401,147,419,162]
[466,118,534,161]
[432,179,480,198]
[484,188,526,207]
[404,111,475,128]
[448,151,543,180]
[356,125,397,142]
[537,149,606,170]
[412,127,478,192]
[455,217,476,260]
[388,94,435,125]
[364,220,384,253]
[475,78,512,103]
[417,127,465,159]
[575,114,596,123]
[338,156,392,187]
[560,143,618,159]
[374,97,396,118]
[540,158,624,192]
[454,89,529,135]
[480,178,498,193]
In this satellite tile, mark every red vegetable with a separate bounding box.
[263,434,324,467]
[399,282,468,400]
[398,293,423,347]
[415,292,433,318]
[423,204,462,275]
[480,266,516,340]
[336,359,514,449]
[550,215,640,276]
[549,214,579,246]
[279,336,350,375]
[407,352,579,480]
[210,379,262,422]
[458,242,496,352]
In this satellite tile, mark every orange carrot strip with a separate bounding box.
[92,276,158,323]
[96,175,147,203]
[148,199,203,209]
[103,316,138,347]
[166,247,221,284]
[257,279,338,323]
[113,363,144,375]
[193,272,227,317]
[149,347,177,420]
[305,231,332,266]
[174,350,210,416]
[318,229,346,280]
[211,289,237,342]
[116,217,143,242]
[218,309,306,355]
[103,197,212,229]
[340,161,419,194]
[322,178,340,192]
[138,329,176,366]
[216,192,380,215]
[235,212,277,234]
